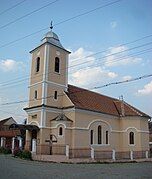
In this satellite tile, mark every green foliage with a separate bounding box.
[0,147,11,154]
[13,148,22,157]
[13,149,32,160]
[20,150,32,160]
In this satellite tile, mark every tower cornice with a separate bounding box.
[29,42,71,54]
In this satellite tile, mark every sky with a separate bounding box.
[0,0,152,123]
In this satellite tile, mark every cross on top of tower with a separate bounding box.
[50,21,53,30]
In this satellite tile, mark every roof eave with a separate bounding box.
[29,42,71,54]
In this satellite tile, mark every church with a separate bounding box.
[24,27,150,160]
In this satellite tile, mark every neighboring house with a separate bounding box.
[149,121,152,156]
[24,29,150,160]
[0,117,20,149]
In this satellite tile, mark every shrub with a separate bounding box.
[20,150,32,160]
[13,148,22,157]
[13,149,32,160]
[0,147,5,153]
[0,147,11,154]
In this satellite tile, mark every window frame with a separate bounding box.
[129,131,135,145]
[98,125,102,144]
[58,127,63,137]
[36,57,40,73]
[106,130,109,144]
[54,91,58,100]
[90,130,94,145]
[34,90,38,99]
[54,57,60,73]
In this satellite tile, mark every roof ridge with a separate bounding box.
[123,101,143,116]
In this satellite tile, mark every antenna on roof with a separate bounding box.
[50,21,53,31]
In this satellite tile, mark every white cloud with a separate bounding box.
[137,81,152,95]
[69,48,95,68]
[110,21,117,28]
[69,66,117,88]
[0,59,25,72]
[104,46,142,67]
[122,75,132,81]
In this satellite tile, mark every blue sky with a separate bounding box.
[0,0,152,123]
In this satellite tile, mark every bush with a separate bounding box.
[13,148,22,157]
[0,147,11,154]
[13,149,32,160]
[20,150,32,160]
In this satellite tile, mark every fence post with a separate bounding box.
[32,139,36,153]
[12,137,15,153]
[19,137,22,150]
[91,147,94,160]
[146,151,148,159]
[130,150,133,160]
[66,145,69,158]
[0,137,4,147]
[112,149,116,161]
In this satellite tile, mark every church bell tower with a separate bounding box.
[24,24,70,152]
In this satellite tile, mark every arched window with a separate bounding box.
[59,127,63,136]
[129,132,134,145]
[54,91,58,100]
[36,57,40,72]
[106,131,109,144]
[34,90,37,99]
[55,57,60,73]
[98,125,102,144]
[90,130,93,145]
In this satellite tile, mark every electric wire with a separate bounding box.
[0,40,152,89]
[0,0,123,49]
[0,0,60,30]
[1,73,152,106]
[0,0,27,16]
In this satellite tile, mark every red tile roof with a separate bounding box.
[67,85,150,118]
[0,130,20,137]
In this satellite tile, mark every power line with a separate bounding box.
[0,41,152,89]
[94,74,152,89]
[53,0,123,27]
[0,0,27,16]
[70,47,152,72]
[1,73,152,106]
[68,41,152,69]
[0,109,26,117]
[0,0,60,30]
[0,0,123,49]
[71,33,152,63]
[0,32,152,86]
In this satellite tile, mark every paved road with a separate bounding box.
[0,155,152,179]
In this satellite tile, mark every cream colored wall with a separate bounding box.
[30,46,45,85]
[69,110,149,151]
[29,84,42,107]
[38,128,51,144]
[62,92,74,107]
[47,45,68,86]
[46,111,73,146]
[46,85,63,108]
[75,110,119,130]
[27,111,41,126]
